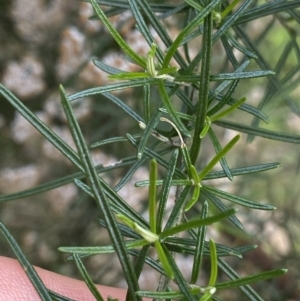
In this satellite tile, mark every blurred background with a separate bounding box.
[0,1,300,300]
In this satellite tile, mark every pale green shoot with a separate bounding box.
[200,97,246,139]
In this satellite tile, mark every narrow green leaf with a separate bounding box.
[202,190,243,230]
[103,7,125,18]
[190,12,213,165]
[162,245,197,300]
[264,38,300,121]
[135,179,193,188]
[99,219,142,240]
[72,89,146,125]
[108,72,150,80]
[208,239,218,287]
[221,0,242,18]
[158,3,187,19]
[182,6,194,64]
[129,249,166,276]
[74,178,95,197]
[0,84,82,172]
[135,162,280,188]
[159,108,194,122]
[59,239,149,255]
[154,241,174,279]
[132,244,150,278]
[210,97,246,122]
[160,208,236,239]
[191,165,201,185]
[48,290,78,301]
[163,0,222,68]
[103,92,144,122]
[133,223,159,243]
[149,159,157,234]
[147,43,158,77]
[181,146,194,178]
[106,93,144,122]
[93,59,120,75]
[90,0,146,68]
[186,0,254,73]
[198,135,240,181]
[91,136,133,148]
[210,70,275,81]
[214,120,300,144]
[128,0,165,64]
[143,84,151,123]
[175,71,275,83]
[220,35,239,68]
[166,236,251,258]
[175,88,194,110]
[135,287,200,299]
[184,0,203,11]
[138,111,162,160]
[59,85,141,300]
[92,1,178,12]
[191,201,208,284]
[232,26,299,141]
[116,223,141,242]
[115,213,136,230]
[157,149,179,234]
[184,164,201,211]
[157,80,190,137]
[73,254,104,301]
[215,269,287,290]
[126,244,151,301]
[114,156,147,192]
[179,26,202,49]
[166,241,239,258]
[138,0,187,69]
[212,0,254,43]
[0,153,140,204]
[236,0,300,25]
[0,223,52,301]
[92,2,127,10]
[202,185,275,210]
[218,258,264,300]
[68,78,156,101]
[204,162,280,180]
[184,182,201,212]
[164,186,192,230]
[222,95,269,124]
[172,62,257,121]
[225,31,258,59]
[207,128,233,181]
[199,116,211,139]
[234,244,258,255]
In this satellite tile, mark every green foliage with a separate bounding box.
[1,0,300,300]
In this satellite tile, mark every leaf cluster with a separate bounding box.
[1,0,300,300]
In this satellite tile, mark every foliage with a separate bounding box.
[1,0,300,300]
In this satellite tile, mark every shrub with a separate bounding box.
[1,0,300,300]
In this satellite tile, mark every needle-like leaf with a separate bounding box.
[59,85,141,301]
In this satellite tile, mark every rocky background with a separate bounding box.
[0,1,299,300]
[0,0,154,286]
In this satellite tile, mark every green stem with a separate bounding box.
[190,13,213,165]
[149,160,157,233]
